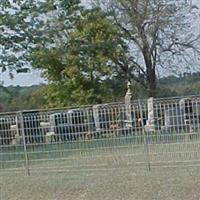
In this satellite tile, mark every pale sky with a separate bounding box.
[1,0,199,86]
[0,70,47,86]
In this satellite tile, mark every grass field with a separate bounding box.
[0,135,145,171]
[1,134,200,200]
[1,133,200,172]
[1,166,200,200]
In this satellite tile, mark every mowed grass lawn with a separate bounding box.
[1,134,200,172]
[1,134,200,200]
[1,167,200,200]
[0,136,146,171]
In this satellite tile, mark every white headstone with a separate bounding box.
[125,81,133,127]
[146,97,155,132]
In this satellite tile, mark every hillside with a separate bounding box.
[157,72,200,97]
[0,85,45,112]
[0,72,200,112]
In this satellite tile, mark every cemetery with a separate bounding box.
[1,94,200,200]
[1,0,200,199]
[1,94,200,147]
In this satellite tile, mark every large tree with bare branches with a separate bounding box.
[92,0,200,96]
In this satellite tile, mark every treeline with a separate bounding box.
[0,85,46,112]
[157,72,200,97]
[1,72,200,112]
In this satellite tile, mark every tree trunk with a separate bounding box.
[146,66,156,97]
[142,47,157,97]
[140,27,157,97]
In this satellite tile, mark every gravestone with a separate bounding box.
[93,105,101,131]
[164,107,183,128]
[125,81,133,127]
[179,98,195,125]
[163,98,194,132]
[145,97,155,132]
[179,98,197,130]
[93,104,109,131]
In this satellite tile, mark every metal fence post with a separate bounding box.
[143,131,151,171]
[19,111,30,176]
[138,100,151,171]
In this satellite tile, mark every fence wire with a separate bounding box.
[1,95,200,175]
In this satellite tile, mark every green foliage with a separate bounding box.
[157,72,200,97]
[1,72,200,111]
[1,0,199,108]
[0,85,46,111]
[0,0,81,74]
[32,8,129,107]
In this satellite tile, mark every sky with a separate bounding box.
[0,70,46,86]
[1,0,200,87]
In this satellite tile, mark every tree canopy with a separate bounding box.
[32,8,129,106]
[92,0,200,96]
[1,0,200,108]
[0,0,81,75]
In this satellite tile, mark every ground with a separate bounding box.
[1,166,200,200]
[1,134,200,200]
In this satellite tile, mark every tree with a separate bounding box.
[92,0,200,97]
[0,0,81,75]
[32,8,129,106]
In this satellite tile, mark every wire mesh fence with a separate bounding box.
[1,95,200,175]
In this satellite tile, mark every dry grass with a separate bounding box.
[1,166,200,200]
[1,135,200,200]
